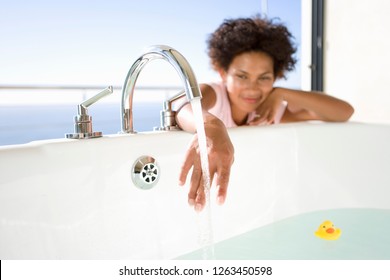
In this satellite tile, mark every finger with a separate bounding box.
[248,112,264,125]
[209,172,215,188]
[265,109,275,123]
[196,167,216,211]
[178,148,195,186]
[216,167,231,205]
[248,118,262,125]
[195,176,206,212]
[265,114,275,124]
[249,114,268,125]
[188,162,202,206]
[258,110,270,123]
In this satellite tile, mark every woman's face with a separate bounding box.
[220,51,275,124]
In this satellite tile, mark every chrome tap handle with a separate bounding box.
[65,86,114,139]
[155,90,186,131]
[163,89,185,111]
[78,86,113,115]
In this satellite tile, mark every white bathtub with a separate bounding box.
[0,122,389,259]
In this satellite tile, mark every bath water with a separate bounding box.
[190,98,214,259]
[177,208,390,259]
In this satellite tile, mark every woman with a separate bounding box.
[176,16,354,212]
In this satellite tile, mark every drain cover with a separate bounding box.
[131,156,160,190]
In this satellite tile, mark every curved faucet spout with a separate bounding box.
[121,45,202,133]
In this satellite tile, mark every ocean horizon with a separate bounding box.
[0,102,163,146]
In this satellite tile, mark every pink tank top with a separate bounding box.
[207,81,287,128]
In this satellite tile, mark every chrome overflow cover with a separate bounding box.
[131,156,160,190]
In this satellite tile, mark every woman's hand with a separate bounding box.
[178,117,234,212]
[249,88,286,125]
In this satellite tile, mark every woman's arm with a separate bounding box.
[175,84,234,211]
[278,88,354,122]
[175,83,216,132]
[254,88,354,124]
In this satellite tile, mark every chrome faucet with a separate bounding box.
[120,45,202,133]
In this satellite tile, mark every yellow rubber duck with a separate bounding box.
[315,220,342,240]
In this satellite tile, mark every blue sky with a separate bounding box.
[0,0,301,89]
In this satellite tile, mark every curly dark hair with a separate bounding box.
[207,16,297,79]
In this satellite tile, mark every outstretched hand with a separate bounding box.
[178,119,234,212]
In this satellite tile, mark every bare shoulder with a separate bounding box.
[199,83,217,110]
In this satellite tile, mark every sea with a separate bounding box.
[0,102,162,146]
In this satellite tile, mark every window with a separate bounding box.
[0,0,302,145]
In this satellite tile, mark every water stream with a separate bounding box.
[190,98,215,259]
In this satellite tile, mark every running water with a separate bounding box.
[190,98,215,259]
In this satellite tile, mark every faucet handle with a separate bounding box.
[65,86,114,139]
[78,86,113,115]
[154,90,185,131]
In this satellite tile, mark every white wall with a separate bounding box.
[324,0,390,123]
